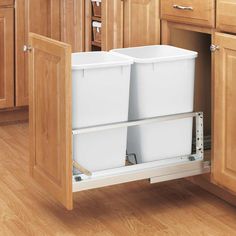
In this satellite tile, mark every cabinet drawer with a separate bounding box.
[217,0,236,34]
[161,0,215,28]
[0,0,14,7]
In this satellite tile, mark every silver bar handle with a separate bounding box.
[173,4,193,11]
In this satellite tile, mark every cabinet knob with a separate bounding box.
[210,44,220,52]
[23,45,32,52]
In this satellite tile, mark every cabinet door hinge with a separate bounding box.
[23,45,32,52]
[210,44,220,52]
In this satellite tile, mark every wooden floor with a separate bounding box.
[0,123,236,236]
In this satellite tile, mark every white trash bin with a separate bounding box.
[72,51,133,172]
[111,45,198,163]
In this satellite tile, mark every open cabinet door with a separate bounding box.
[29,33,73,210]
[213,32,236,194]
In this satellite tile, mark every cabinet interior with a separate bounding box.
[166,28,212,153]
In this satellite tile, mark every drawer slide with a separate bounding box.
[73,112,210,192]
[73,158,210,192]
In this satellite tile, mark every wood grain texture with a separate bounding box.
[15,0,62,107]
[217,0,236,34]
[102,0,124,50]
[124,0,160,47]
[61,0,85,52]
[27,0,61,40]
[85,0,92,51]
[29,33,73,210]
[0,0,14,6]
[0,107,28,125]
[161,0,215,28]
[15,0,28,107]
[0,7,14,109]
[1,123,236,235]
[213,32,236,194]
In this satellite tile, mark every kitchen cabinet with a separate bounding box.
[213,33,236,193]
[0,7,14,109]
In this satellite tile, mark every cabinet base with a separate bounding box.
[189,176,236,207]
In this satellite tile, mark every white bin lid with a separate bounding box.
[72,51,133,70]
[111,45,198,64]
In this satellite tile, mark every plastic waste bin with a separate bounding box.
[111,45,198,163]
[72,51,133,172]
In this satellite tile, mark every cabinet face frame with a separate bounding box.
[0,7,14,109]
[213,32,236,194]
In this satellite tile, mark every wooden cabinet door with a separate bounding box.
[27,0,61,40]
[123,0,160,47]
[29,33,73,210]
[0,7,14,109]
[213,32,236,194]
[15,0,62,107]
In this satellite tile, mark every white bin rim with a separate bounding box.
[72,51,133,70]
[111,45,198,64]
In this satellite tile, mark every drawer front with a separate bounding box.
[161,0,215,28]
[217,0,236,34]
[0,0,14,7]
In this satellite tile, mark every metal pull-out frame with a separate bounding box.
[72,112,210,192]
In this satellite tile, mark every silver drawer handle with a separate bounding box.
[173,4,193,11]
